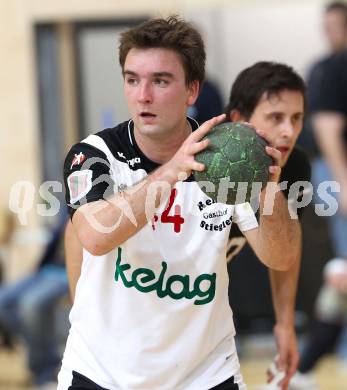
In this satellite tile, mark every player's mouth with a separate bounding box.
[277,146,290,156]
[140,111,156,118]
[139,111,157,124]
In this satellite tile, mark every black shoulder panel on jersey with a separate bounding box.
[95,118,200,175]
[96,123,136,161]
[95,121,159,173]
[63,142,114,218]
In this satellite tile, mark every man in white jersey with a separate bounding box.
[59,16,300,390]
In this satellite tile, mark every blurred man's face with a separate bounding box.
[324,10,347,53]
[247,90,304,167]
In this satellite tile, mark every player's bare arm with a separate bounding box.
[64,220,83,301]
[268,256,301,389]
[72,114,225,256]
[244,136,301,271]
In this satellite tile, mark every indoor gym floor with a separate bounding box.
[0,343,346,390]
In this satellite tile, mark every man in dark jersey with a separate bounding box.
[224,62,310,390]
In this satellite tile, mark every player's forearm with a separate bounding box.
[269,254,301,326]
[67,255,83,302]
[64,221,83,301]
[73,164,179,256]
[257,190,301,271]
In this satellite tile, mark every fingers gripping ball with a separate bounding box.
[194,122,272,204]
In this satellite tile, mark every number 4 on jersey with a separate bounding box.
[152,188,184,233]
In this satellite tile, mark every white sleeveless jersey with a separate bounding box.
[59,119,257,390]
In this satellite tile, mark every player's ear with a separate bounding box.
[187,80,200,106]
[229,109,246,123]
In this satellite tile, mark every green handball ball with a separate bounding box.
[194,122,272,205]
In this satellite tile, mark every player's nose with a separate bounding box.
[281,120,295,140]
[137,81,153,104]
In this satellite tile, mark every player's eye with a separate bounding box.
[125,77,138,86]
[270,113,283,123]
[292,114,304,124]
[153,78,169,86]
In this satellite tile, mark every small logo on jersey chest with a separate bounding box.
[117,152,141,167]
[127,157,141,167]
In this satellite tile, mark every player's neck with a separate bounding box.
[134,119,192,164]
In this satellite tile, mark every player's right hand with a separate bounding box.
[165,114,226,179]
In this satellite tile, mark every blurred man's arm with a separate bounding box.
[313,112,347,214]
[64,220,83,301]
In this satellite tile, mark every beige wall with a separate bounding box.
[0,0,183,277]
[1,1,39,208]
[0,0,214,214]
[0,0,328,199]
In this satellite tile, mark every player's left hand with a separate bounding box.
[241,123,282,183]
[255,128,282,183]
[267,323,299,390]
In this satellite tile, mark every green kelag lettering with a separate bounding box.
[114,247,133,288]
[165,274,195,300]
[193,273,216,305]
[132,268,157,293]
[114,248,216,305]
[156,261,169,298]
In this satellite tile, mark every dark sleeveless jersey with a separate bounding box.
[227,146,311,261]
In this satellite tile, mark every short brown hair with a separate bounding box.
[225,62,306,120]
[326,2,347,26]
[119,15,205,86]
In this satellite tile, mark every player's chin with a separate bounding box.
[136,121,159,136]
[278,147,292,167]
[279,153,290,167]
